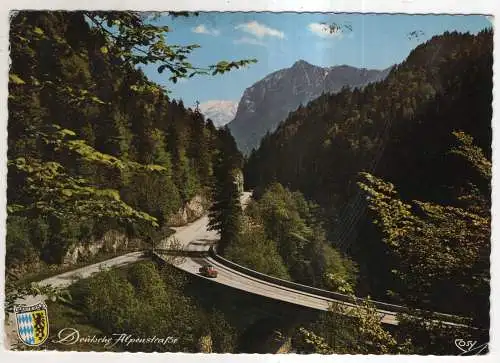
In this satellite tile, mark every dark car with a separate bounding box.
[199,264,218,278]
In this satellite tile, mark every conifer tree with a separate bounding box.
[208,127,243,253]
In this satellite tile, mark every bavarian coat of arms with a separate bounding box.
[14,302,49,346]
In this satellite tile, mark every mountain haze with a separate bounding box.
[228,60,392,154]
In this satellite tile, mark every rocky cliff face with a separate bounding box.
[228,60,392,154]
[64,194,209,264]
[63,230,142,265]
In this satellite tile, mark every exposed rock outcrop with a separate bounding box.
[63,230,142,265]
[168,194,209,227]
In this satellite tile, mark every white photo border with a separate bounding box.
[0,1,498,363]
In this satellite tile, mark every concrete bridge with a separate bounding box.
[154,192,471,328]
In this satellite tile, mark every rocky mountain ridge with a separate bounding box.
[228,60,392,154]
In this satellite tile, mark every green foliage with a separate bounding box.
[208,127,244,253]
[244,30,492,261]
[204,309,238,353]
[358,132,490,327]
[235,183,357,290]
[177,151,201,201]
[82,11,256,85]
[395,312,487,355]
[73,262,236,352]
[450,131,491,180]
[322,245,357,294]
[243,30,492,353]
[5,214,120,268]
[80,263,199,351]
[5,217,42,269]
[122,171,181,226]
[9,73,25,84]
[225,222,290,280]
[7,11,248,276]
[9,155,159,226]
[296,327,335,354]
[294,299,411,354]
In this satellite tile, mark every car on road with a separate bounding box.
[199,264,218,278]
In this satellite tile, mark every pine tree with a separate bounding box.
[208,128,243,253]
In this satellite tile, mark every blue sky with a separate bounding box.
[142,13,492,107]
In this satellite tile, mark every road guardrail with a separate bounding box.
[208,246,471,325]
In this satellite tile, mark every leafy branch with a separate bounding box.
[8,124,164,226]
[8,156,160,226]
[83,11,257,84]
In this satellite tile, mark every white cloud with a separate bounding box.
[235,21,285,39]
[486,16,494,26]
[308,23,343,39]
[192,24,220,36]
[233,37,266,47]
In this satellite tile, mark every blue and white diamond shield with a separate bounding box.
[14,303,49,346]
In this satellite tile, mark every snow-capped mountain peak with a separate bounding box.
[199,100,238,128]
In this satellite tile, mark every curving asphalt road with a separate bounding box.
[156,192,399,325]
[2,192,254,348]
[157,192,471,328]
[4,191,466,349]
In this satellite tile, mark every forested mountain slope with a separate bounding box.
[244,30,492,317]
[7,12,242,270]
[246,29,491,221]
[228,60,391,154]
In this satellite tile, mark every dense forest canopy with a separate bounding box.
[245,29,492,330]
[7,11,246,270]
[246,30,492,209]
[224,183,358,292]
